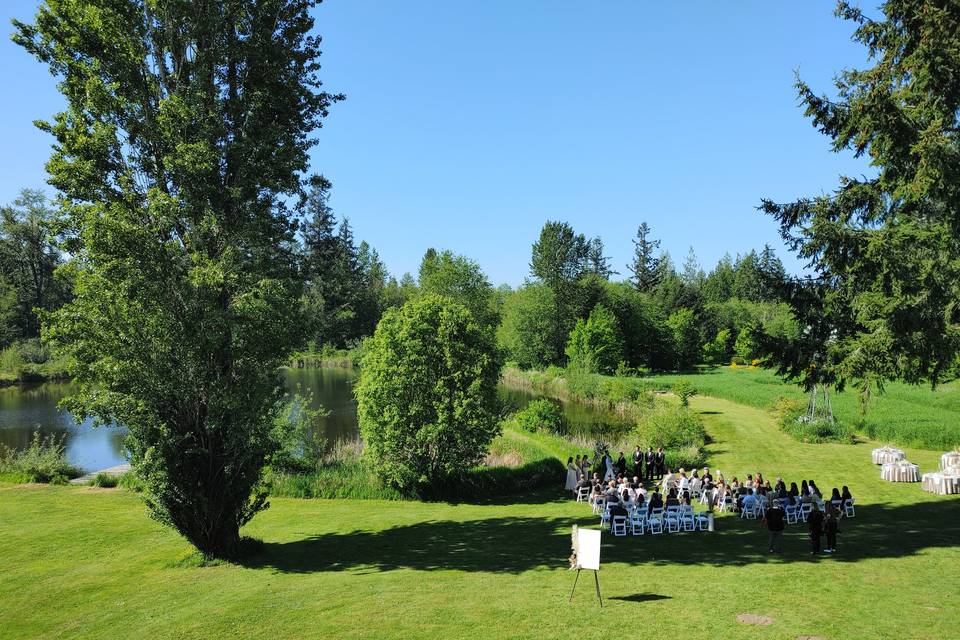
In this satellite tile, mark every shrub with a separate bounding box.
[633,403,707,451]
[514,399,565,434]
[90,472,119,488]
[671,378,698,407]
[271,392,330,474]
[0,432,79,483]
[356,295,503,496]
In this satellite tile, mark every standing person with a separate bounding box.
[824,502,840,553]
[656,447,666,479]
[633,446,643,479]
[580,454,591,479]
[807,501,824,555]
[565,457,579,496]
[616,451,627,476]
[764,499,785,553]
[603,451,615,482]
[645,447,655,482]
[573,455,582,480]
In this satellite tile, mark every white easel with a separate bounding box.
[569,525,602,606]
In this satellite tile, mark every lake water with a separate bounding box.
[0,368,626,472]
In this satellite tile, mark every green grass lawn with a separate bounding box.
[1,393,958,639]
[638,366,960,449]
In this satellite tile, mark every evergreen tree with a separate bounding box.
[627,222,663,292]
[760,0,960,389]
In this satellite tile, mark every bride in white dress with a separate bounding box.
[565,457,579,494]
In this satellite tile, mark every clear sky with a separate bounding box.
[0,1,873,286]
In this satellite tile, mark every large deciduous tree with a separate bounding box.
[15,0,342,558]
[761,1,960,391]
[355,295,502,496]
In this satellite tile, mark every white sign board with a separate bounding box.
[572,526,601,571]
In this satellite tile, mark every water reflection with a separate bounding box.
[0,383,127,473]
[0,368,628,473]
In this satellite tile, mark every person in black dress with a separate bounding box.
[807,501,824,555]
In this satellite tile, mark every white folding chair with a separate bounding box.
[576,486,590,503]
[784,504,799,525]
[664,506,681,532]
[611,515,627,537]
[647,508,664,534]
[679,505,695,531]
[630,510,647,535]
[843,498,855,518]
[800,503,813,522]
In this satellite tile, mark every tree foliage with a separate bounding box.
[760,1,960,391]
[565,304,624,375]
[355,295,503,495]
[15,0,342,558]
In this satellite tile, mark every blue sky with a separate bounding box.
[0,1,873,286]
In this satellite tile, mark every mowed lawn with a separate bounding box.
[1,395,958,640]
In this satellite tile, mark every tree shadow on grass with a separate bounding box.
[240,499,960,574]
[608,593,671,603]
[241,516,574,574]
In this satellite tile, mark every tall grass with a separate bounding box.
[0,432,80,483]
[643,366,960,450]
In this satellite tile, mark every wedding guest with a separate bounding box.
[664,488,680,509]
[633,446,643,478]
[616,452,627,476]
[764,499,786,553]
[824,502,840,553]
[645,447,655,481]
[646,488,663,514]
[841,486,854,508]
[807,502,824,555]
[655,447,666,478]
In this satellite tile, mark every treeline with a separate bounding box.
[304,212,800,375]
[4,183,797,377]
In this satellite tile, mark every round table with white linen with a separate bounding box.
[881,461,919,482]
[940,451,960,470]
[872,447,905,465]
[922,472,960,494]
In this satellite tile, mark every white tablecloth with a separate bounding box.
[922,472,960,495]
[872,447,905,465]
[940,452,960,470]
[881,461,919,482]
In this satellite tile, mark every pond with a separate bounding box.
[0,368,628,472]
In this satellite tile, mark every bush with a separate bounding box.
[90,472,119,488]
[633,403,707,451]
[271,392,330,474]
[514,399,565,434]
[671,378,698,407]
[0,432,79,483]
[356,295,503,496]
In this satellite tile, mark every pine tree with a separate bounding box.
[627,222,663,292]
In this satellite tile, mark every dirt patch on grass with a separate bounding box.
[796,636,826,640]
[736,613,773,626]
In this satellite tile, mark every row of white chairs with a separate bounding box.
[599,504,711,536]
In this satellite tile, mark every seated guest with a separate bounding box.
[678,471,689,492]
[609,497,628,519]
[647,488,664,514]
[841,485,853,507]
[801,480,809,496]
[775,477,786,494]
[664,488,680,509]
[800,491,813,505]
[634,492,645,510]
[809,480,822,498]
[755,472,765,487]
[731,477,740,491]
[745,474,754,489]
[742,489,758,513]
[829,487,842,505]
[680,490,691,506]
[789,482,800,498]
[702,467,713,483]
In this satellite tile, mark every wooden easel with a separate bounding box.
[568,568,603,606]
